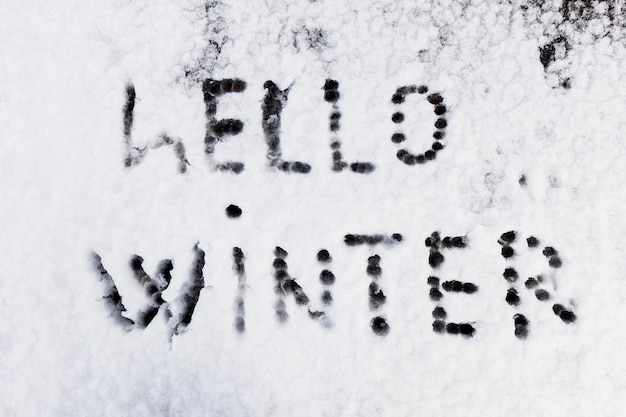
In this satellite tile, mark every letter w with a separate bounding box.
[91,244,205,337]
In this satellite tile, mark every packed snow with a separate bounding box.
[1,0,625,416]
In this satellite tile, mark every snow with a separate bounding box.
[1,0,625,415]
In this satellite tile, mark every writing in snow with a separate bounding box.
[122,78,449,174]
[92,231,577,340]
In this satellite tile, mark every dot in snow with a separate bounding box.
[549,256,562,268]
[391,233,403,242]
[324,90,340,103]
[274,246,288,258]
[403,154,416,165]
[427,276,440,287]
[391,133,406,143]
[351,162,374,173]
[392,112,405,123]
[429,287,443,301]
[514,314,528,326]
[323,79,339,90]
[417,85,428,94]
[317,249,331,263]
[432,141,444,151]
[500,231,516,244]
[459,323,475,337]
[272,258,287,270]
[451,236,465,248]
[543,246,558,257]
[425,150,436,160]
[501,245,515,258]
[429,250,444,268]
[435,118,447,129]
[524,277,538,289]
[535,289,550,301]
[559,310,576,324]
[515,327,528,339]
[274,269,288,281]
[226,204,242,218]
[506,288,521,306]
[235,316,245,333]
[427,93,443,105]
[367,254,381,265]
[514,314,529,339]
[433,131,445,140]
[463,282,478,294]
[527,236,540,247]
[220,78,234,92]
[233,79,247,92]
[446,323,460,334]
[432,320,446,333]
[321,290,333,305]
[289,161,312,174]
[442,280,463,292]
[371,316,390,336]
[434,105,446,115]
[207,80,221,95]
[320,270,335,285]
[366,264,382,277]
[391,93,405,104]
[503,267,518,282]
[519,175,527,187]
[432,307,447,319]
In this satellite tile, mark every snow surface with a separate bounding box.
[1,0,625,415]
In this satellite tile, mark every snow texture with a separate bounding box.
[1,0,626,416]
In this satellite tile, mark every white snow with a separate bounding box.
[1,0,625,416]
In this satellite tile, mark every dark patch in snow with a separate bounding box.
[506,288,521,306]
[499,231,517,245]
[368,282,386,310]
[181,1,229,84]
[514,314,529,339]
[527,236,540,247]
[524,277,538,289]
[370,316,390,336]
[225,204,242,218]
[317,249,331,263]
[432,307,447,319]
[501,245,515,258]
[503,267,519,282]
[522,0,626,89]
[319,270,335,285]
[292,26,332,54]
